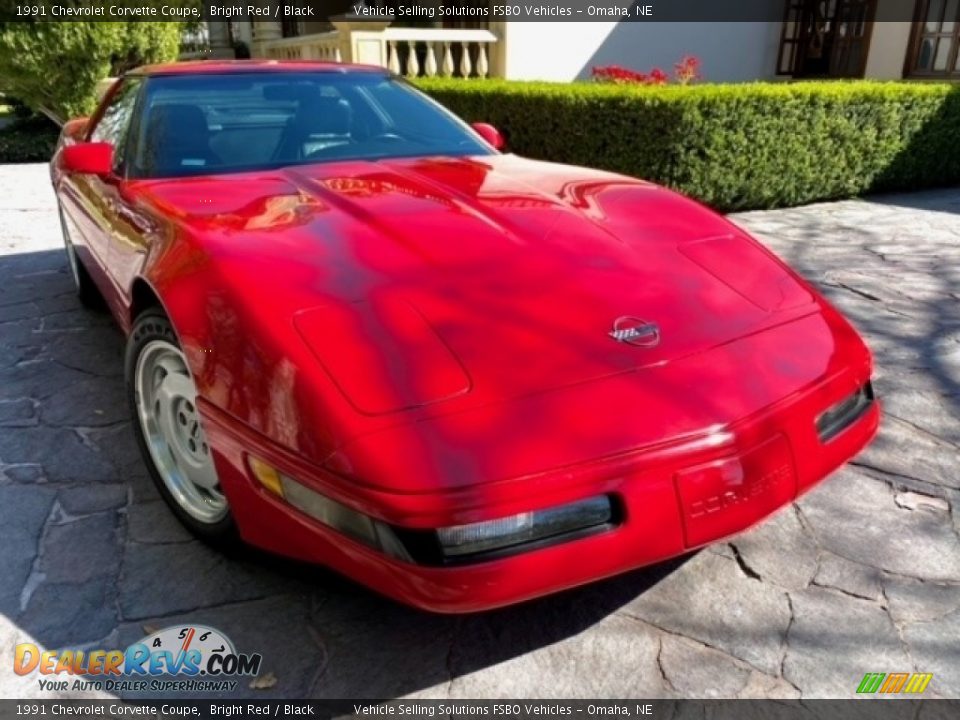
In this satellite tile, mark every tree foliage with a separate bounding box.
[0,21,181,120]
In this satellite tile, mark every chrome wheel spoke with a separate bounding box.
[156,353,186,382]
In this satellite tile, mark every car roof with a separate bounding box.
[127,59,388,77]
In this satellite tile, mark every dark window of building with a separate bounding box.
[777,0,876,78]
[907,0,960,77]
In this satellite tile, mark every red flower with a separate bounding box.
[647,67,668,85]
[592,65,648,84]
[674,55,701,84]
[592,56,702,86]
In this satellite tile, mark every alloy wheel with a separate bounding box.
[133,340,228,524]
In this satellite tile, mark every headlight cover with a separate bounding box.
[435,495,615,561]
[816,382,875,443]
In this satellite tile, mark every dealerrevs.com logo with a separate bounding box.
[14,625,263,693]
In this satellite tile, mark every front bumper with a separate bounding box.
[199,370,878,613]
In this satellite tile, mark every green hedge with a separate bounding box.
[416,79,960,211]
[0,22,182,120]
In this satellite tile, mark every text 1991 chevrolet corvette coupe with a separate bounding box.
[51,61,878,612]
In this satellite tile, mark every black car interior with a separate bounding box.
[127,73,490,178]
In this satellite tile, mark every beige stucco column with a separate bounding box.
[234,20,254,49]
[252,18,283,57]
[329,15,393,66]
[487,21,507,79]
[206,20,233,59]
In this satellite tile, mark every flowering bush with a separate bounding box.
[591,56,700,85]
[674,56,701,85]
[591,65,661,85]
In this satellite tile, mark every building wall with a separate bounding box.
[499,21,783,82]
[864,22,912,79]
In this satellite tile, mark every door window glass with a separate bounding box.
[89,78,143,172]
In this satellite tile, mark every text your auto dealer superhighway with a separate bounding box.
[50,4,200,17]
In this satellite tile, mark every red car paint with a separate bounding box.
[52,61,878,612]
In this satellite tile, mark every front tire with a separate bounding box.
[126,309,237,543]
[58,204,104,309]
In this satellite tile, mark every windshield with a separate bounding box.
[126,71,494,179]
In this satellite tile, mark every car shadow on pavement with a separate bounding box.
[0,247,694,700]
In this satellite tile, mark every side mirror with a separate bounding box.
[61,142,114,176]
[471,122,505,151]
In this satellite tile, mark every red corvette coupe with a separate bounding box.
[51,61,878,612]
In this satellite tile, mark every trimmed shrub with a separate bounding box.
[0,21,182,120]
[416,78,960,211]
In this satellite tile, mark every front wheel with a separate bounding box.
[126,309,237,543]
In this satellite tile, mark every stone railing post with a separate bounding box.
[252,18,283,57]
[329,15,394,66]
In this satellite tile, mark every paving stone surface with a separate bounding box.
[0,164,958,699]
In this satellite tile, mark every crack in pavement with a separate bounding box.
[779,593,800,696]
[879,582,919,674]
[849,460,959,497]
[791,504,821,550]
[885,412,960,452]
[47,357,124,380]
[302,624,331,698]
[809,579,881,604]
[654,636,680,695]
[616,610,790,683]
[18,499,61,614]
[729,543,762,581]
[441,617,462,700]
[821,280,882,302]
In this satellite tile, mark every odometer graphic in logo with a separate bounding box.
[126,624,262,677]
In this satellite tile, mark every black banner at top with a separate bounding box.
[0,701,958,720]
[0,0,932,23]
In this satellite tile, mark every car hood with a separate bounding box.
[136,154,818,422]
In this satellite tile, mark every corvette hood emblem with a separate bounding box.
[609,316,661,347]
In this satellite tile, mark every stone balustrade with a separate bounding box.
[261,32,342,62]
[382,28,497,78]
[260,26,499,78]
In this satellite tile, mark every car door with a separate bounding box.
[98,82,165,314]
[58,77,144,317]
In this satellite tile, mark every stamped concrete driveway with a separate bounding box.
[1,164,958,700]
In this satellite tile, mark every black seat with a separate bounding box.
[273,95,352,162]
[141,104,220,176]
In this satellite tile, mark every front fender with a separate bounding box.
[135,229,403,473]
